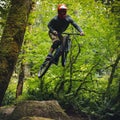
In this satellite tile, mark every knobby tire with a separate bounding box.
[38,60,51,78]
[61,37,69,67]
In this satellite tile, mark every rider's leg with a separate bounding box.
[46,32,60,60]
[46,40,61,60]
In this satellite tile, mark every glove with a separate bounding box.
[53,30,58,36]
[80,31,85,36]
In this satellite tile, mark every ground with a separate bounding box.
[0,100,89,120]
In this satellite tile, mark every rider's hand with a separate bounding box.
[80,31,85,36]
[53,30,58,36]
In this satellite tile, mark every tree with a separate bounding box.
[16,61,25,98]
[0,0,32,106]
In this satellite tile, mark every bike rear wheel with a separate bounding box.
[38,60,51,78]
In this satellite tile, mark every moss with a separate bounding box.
[19,116,54,120]
[9,100,70,120]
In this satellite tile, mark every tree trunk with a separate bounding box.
[105,54,120,97]
[16,62,25,98]
[0,0,32,106]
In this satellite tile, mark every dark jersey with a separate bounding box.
[48,15,83,34]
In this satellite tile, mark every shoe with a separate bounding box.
[45,54,53,61]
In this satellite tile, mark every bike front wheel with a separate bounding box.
[61,50,68,67]
[38,60,51,78]
[61,37,70,67]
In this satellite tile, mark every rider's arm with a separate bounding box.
[48,17,57,34]
[68,16,84,34]
[48,21,55,33]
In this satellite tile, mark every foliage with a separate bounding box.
[0,0,10,25]
[3,0,120,119]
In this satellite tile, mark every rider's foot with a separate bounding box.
[45,54,53,61]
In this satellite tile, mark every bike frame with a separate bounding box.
[38,32,80,78]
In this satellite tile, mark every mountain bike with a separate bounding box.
[38,32,80,78]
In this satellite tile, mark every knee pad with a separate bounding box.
[51,40,61,49]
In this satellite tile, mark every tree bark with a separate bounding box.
[0,0,32,106]
[16,62,25,98]
[106,55,120,92]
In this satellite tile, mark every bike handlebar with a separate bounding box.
[62,32,80,35]
[62,32,85,36]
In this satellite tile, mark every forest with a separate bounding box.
[0,0,120,120]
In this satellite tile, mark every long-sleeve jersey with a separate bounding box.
[48,15,83,34]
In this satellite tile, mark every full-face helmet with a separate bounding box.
[57,4,67,19]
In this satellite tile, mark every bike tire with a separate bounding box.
[61,50,68,67]
[38,60,51,78]
[61,37,69,67]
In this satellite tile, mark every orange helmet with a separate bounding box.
[57,4,67,18]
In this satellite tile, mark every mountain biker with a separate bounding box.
[46,4,85,60]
